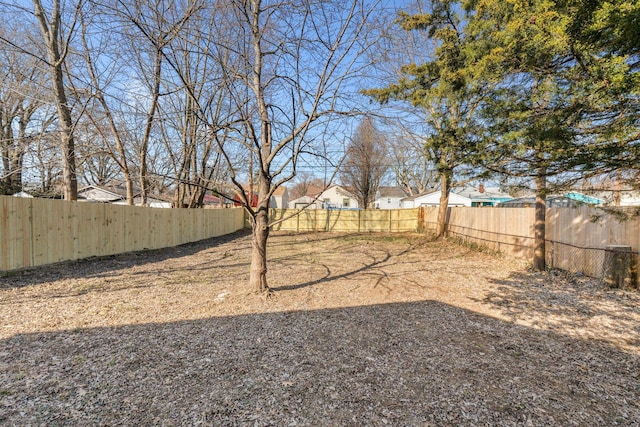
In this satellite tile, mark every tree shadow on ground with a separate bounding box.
[269,233,480,293]
[0,230,252,290]
[1,300,638,426]
[479,270,640,350]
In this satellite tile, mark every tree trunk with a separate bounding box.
[139,49,162,206]
[249,205,270,293]
[435,171,451,239]
[33,0,77,201]
[533,173,546,271]
[53,68,78,201]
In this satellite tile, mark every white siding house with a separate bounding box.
[452,185,512,206]
[270,186,289,208]
[374,187,407,209]
[401,190,472,208]
[288,195,322,209]
[317,185,358,209]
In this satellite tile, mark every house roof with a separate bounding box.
[452,186,512,201]
[273,186,287,196]
[78,185,126,202]
[401,190,438,202]
[78,184,173,203]
[564,192,603,205]
[377,186,407,198]
[13,191,34,198]
[498,195,580,207]
[498,192,603,208]
[332,184,357,198]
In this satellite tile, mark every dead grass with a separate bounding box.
[1,230,639,425]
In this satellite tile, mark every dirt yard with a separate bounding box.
[1,231,639,426]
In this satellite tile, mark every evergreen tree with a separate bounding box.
[364,1,492,238]
[469,0,636,269]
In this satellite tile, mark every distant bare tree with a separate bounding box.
[340,117,388,208]
[289,173,325,199]
[390,129,438,196]
[0,23,49,194]
[73,4,136,202]
[112,0,200,205]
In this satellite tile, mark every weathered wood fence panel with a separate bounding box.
[546,206,640,285]
[446,207,536,259]
[442,205,640,286]
[0,196,245,271]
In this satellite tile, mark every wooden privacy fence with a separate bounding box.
[546,206,640,286]
[5,195,640,286]
[269,208,421,233]
[0,196,245,272]
[438,207,536,259]
[428,205,640,287]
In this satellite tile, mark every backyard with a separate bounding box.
[1,231,639,425]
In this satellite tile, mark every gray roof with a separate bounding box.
[377,186,408,198]
[452,186,512,201]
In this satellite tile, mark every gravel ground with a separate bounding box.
[1,231,639,426]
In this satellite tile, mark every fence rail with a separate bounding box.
[0,196,245,271]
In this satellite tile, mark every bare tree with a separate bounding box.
[71,4,136,202]
[209,0,381,293]
[0,23,49,194]
[110,0,200,205]
[32,0,82,200]
[289,172,324,199]
[340,117,387,208]
[158,2,232,208]
[389,128,438,196]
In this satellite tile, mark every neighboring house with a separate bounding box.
[401,190,472,208]
[139,196,172,208]
[374,187,407,209]
[232,191,259,207]
[618,191,640,206]
[452,184,513,207]
[13,191,34,198]
[270,186,289,209]
[202,194,235,208]
[498,192,604,208]
[317,184,359,209]
[288,195,322,209]
[78,185,128,203]
[564,192,603,205]
[286,184,358,209]
[77,184,172,208]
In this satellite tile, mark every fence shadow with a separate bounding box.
[2,300,638,425]
[0,229,252,290]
